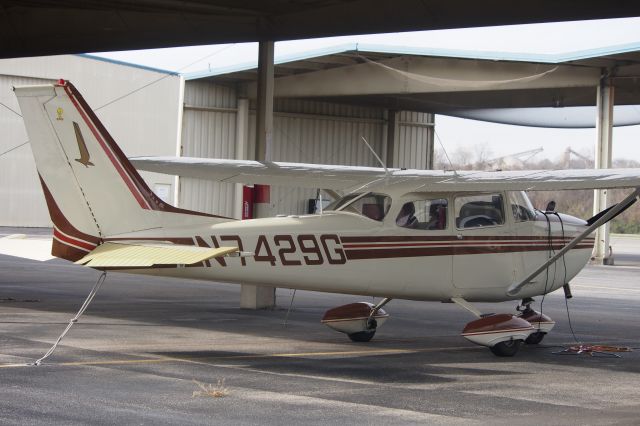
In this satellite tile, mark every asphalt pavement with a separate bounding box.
[1,229,639,425]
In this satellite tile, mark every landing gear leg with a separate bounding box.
[520,299,545,345]
[516,298,555,345]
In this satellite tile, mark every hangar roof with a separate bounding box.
[185,42,640,81]
[185,43,640,107]
[78,54,175,75]
[2,1,640,59]
[184,43,640,127]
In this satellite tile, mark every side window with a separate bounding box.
[348,193,392,222]
[396,198,448,230]
[455,194,505,229]
[508,191,536,222]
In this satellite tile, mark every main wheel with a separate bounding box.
[348,330,376,342]
[490,339,522,357]
[525,331,546,345]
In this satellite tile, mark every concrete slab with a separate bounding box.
[0,234,54,262]
[0,231,639,424]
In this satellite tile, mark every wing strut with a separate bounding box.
[507,187,640,297]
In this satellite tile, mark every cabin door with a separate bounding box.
[451,193,517,290]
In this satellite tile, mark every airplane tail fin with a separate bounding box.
[14,80,231,262]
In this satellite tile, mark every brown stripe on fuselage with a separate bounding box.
[344,244,593,260]
[340,235,592,243]
[343,240,592,249]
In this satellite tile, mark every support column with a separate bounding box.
[592,71,615,265]
[253,40,277,218]
[255,40,274,163]
[234,98,249,220]
[386,110,398,168]
[241,40,276,309]
[173,76,186,207]
[426,114,435,170]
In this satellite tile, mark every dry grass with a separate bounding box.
[192,379,229,398]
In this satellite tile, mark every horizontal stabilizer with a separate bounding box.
[75,242,238,268]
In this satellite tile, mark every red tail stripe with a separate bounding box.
[63,85,151,210]
[53,229,96,251]
[39,176,101,244]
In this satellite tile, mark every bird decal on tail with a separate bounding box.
[73,121,94,167]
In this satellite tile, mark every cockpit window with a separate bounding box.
[396,198,448,230]
[508,191,536,222]
[455,193,505,228]
[328,192,391,222]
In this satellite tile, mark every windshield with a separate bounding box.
[326,193,364,211]
[508,191,536,222]
[326,192,392,222]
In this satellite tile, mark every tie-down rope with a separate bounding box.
[31,271,107,366]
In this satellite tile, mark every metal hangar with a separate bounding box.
[0,55,181,226]
[0,51,435,224]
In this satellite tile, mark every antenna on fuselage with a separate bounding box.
[434,129,457,176]
[360,136,390,178]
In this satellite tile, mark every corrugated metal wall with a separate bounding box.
[179,81,434,217]
[265,99,386,215]
[395,111,435,169]
[0,75,54,226]
[179,81,238,217]
[0,56,182,227]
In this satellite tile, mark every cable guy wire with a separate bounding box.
[96,44,237,111]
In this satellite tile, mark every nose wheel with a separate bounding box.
[348,330,376,342]
[516,298,555,345]
[490,339,523,357]
[525,331,546,345]
[454,298,538,357]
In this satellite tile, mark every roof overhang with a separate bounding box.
[2,1,640,59]
[186,44,640,124]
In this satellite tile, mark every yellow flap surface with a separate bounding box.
[75,242,238,268]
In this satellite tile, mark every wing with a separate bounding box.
[130,156,389,191]
[75,241,238,268]
[130,156,640,192]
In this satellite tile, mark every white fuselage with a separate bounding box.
[109,191,593,303]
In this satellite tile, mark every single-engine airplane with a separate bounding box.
[14,81,640,356]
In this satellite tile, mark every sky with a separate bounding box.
[92,17,640,165]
